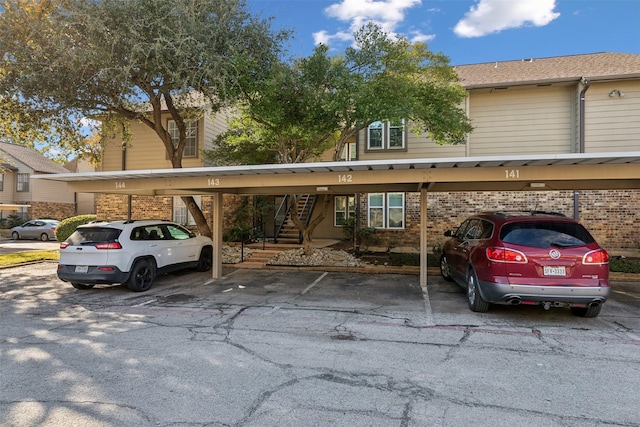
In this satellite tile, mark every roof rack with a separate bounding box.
[484,210,567,218]
[122,219,172,224]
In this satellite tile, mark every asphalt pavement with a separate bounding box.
[1,263,640,426]
[0,237,60,254]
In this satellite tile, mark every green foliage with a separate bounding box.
[389,252,420,266]
[55,214,97,242]
[205,22,472,166]
[341,217,356,240]
[223,224,254,242]
[0,0,288,183]
[609,257,640,274]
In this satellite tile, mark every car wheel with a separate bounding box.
[571,304,602,318]
[440,254,454,282]
[196,246,213,272]
[71,282,95,290]
[126,259,156,292]
[11,232,19,240]
[40,233,49,241]
[467,268,489,313]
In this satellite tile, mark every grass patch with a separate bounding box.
[0,250,59,267]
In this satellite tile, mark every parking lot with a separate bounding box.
[2,262,640,426]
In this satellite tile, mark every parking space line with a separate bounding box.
[422,285,435,326]
[301,271,329,295]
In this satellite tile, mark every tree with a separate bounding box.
[206,23,472,254]
[0,0,288,237]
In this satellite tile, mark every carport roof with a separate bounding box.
[34,151,640,195]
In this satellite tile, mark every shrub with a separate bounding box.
[609,257,640,274]
[55,214,97,242]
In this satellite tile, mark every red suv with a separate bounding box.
[440,211,610,317]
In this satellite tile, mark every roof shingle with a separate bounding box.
[0,142,69,174]
[455,52,640,88]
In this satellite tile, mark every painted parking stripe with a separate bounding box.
[301,271,329,295]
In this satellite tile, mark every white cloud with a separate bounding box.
[454,0,560,38]
[313,29,354,46]
[314,0,422,47]
[409,30,435,44]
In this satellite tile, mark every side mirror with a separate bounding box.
[444,230,454,237]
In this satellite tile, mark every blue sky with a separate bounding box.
[248,0,640,65]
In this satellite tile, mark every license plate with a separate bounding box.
[544,266,566,276]
[75,265,89,273]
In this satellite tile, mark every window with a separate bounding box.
[0,173,3,191]
[367,192,405,229]
[334,195,356,226]
[366,119,405,150]
[173,196,201,226]
[17,173,29,192]
[168,119,198,158]
[340,142,357,161]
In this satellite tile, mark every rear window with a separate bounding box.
[500,221,595,248]
[67,227,122,246]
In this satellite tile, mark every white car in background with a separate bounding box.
[57,220,213,292]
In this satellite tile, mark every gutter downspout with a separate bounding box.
[579,77,590,153]
[575,77,590,220]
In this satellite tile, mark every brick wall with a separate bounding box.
[95,193,246,235]
[29,202,75,220]
[97,190,640,255]
[358,190,639,255]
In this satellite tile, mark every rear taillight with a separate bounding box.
[486,247,528,263]
[583,249,609,265]
[51,227,56,231]
[95,242,123,250]
[60,242,69,249]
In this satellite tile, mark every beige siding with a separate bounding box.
[13,165,34,203]
[584,81,640,152]
[0,172,15,203]
[358,128,467,161]
[467,86,574,156]
[32,178,74,204]
[203,109,231,150]
[101,115,207,171]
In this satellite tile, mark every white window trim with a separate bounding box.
[366,120,406,151]
[168,119,198,158]
[367,192,405,229]
[17,173,29,192]
[334,195,356,227]
[173,196,201,226]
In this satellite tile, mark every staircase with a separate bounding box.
[274,194,317,243]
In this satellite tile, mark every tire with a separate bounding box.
[440,254,454,282]
[571,304,602,318]
[126,259,156,292]
[40,233,49,241]
[71,282,95,290]
[11,232,19,240]
[196,246,213,272]
[467,268,490,313]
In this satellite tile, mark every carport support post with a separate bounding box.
[420,187,428,287]
[212,192,223,279]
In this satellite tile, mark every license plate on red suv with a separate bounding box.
[543,266,566,276]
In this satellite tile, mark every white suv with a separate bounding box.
[57,220,213,292]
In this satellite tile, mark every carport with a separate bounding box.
[34,151,640,286]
